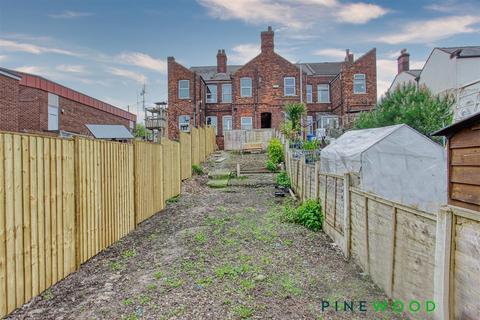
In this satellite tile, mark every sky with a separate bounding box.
[1,0,479,120]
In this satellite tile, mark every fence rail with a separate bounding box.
[0,127,216,317]
[285,143,480,320]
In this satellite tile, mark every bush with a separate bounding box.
[303,140,319,150]
[192,164,203,175]
[276,171,291,188]
[267,138,284,165]
[266,159,277,172]
[282,199,323,231]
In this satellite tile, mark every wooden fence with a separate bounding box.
[285,146,480,320]
[0,127,216,317]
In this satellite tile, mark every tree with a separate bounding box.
[355,84,454,143]
[283,103,306,135]
[133,123,152,140]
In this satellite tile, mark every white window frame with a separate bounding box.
[284,77,296,96]
[353,74,366,94]
[240,77,252,97]
[206,116,218,135]
[306,115,314,135]
[48,93,59,131]
[317,84,330,103]
[179,115,191,132]
[178,80,190,99]
[223,115,232,133]
[222,83,232,103]
[241,116,253,130]
[206,84,217,103]
[318,115,339,129]
[306,84,313,103]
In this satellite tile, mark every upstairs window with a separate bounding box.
[317,84,330,103]
[353,74,366,94]
[240,77,252,97]
[284,77,296,96]
[306,84,313,103]
[179,115,190,132]
[222,84,232,103]
[206,84,217,103]
[48,93,59,131]
[178,80,190,99]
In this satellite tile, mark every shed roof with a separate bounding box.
[86,124,134,139]
[432,111,480,137]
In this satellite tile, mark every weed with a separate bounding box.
[192,164,204,175]
[232,305,255,319]
[110,261,123,271]
[239,279,256,292]
[245,207,256,213]
[280,275,302,297]
[122,249,136,259]
[123,298,134,306]
[42,289,53,300]
[266,159,278,172]
[164,277,184,288]
[123,313,140,320]
[139,295,151,305]
[147,283,157,291]
[218,206,227,213]
[193,231,208,244]
[154,270,163,280]
[166,195,180,204]
[276,171,291,188]
[195,276,214,288]
[282,199,323,231]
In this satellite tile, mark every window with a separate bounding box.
[206,84,217,103]
[284,77,296,96]
[306,84,313,103]
[179,115,190,132]
[318,115,339,129]
[353,74,366,94]
[223,116,232,133]
[241,117,253,130]
[240,77,252,97]
[306,115,314,135]
[48,93,59,131]
[178,80,190,99]
[222,84,232,103]
[317,84,330,103]
[206,116,218,135]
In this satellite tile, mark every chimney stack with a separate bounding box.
[397,49,410,74]
[345,49,354,63]
[217,49,227,73]
[261,26,274,53]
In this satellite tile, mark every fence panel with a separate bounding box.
[75,138,135,266]
[199,127,206,163]
[180,132,192,180]
[191,127,200,166]
[0,133,75,316]
[134,142,164,225]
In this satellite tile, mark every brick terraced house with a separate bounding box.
[0,67,136,137]
[168,27,377,148]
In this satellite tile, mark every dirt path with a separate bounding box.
[8,152,400,320]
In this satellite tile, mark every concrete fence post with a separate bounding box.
[433,207,453,320]
[343,173,351,259]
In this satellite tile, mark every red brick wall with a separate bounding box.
[16,86,131,135]
[0,74,20,131]
[305,75,336,113]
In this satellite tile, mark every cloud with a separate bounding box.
[0,55,7,62]
[313,48,346,59]
[15,66,47,74]
[376,59,425,97]
[0,38,79,56]
[335,3,388,24]
[109,67,147,84]
[197,0,388,30]
[117,52,167,73]
[229,43,260,64]
[49,10,93,19]
[56,64,87,73]
[378,15,480,44]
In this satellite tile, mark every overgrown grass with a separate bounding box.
[192,164,204,175]
[281,199,323,231]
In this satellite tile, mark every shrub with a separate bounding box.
[303,140,320,150]
[282,199,323,231]
[267,138,284,164]
[283,103,306,135]
[266,159,277,172]
[276,171,291,188]
[192,164,204,175]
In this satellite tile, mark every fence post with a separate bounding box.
[433,207,454,320]
[343,173,351,259]
[314,161,320,199]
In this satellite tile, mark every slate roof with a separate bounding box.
[190,65,242,81]
[298,62,343,76]
[406,69,422,78]
[438,46,480,58]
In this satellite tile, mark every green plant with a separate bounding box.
[122,249,136,259]
[266,159,277,172]
[282,199,323,231]
[283,103,306,135]
[303,140,319,151]
[276,171,291,189]
[355,83,453,143]
[166,195,180,204]
[267,138,284,165]
[192,164,204,175]
[232,305,255,319]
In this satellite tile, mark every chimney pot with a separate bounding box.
[397,49,410,74]
[261,26,274,53]
[345,49,354,63]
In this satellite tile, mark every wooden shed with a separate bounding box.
[433,112,480,212]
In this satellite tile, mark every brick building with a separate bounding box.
[168,27,377,148]
[0,67,136,136]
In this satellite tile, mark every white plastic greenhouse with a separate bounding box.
[320,124,447,213]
